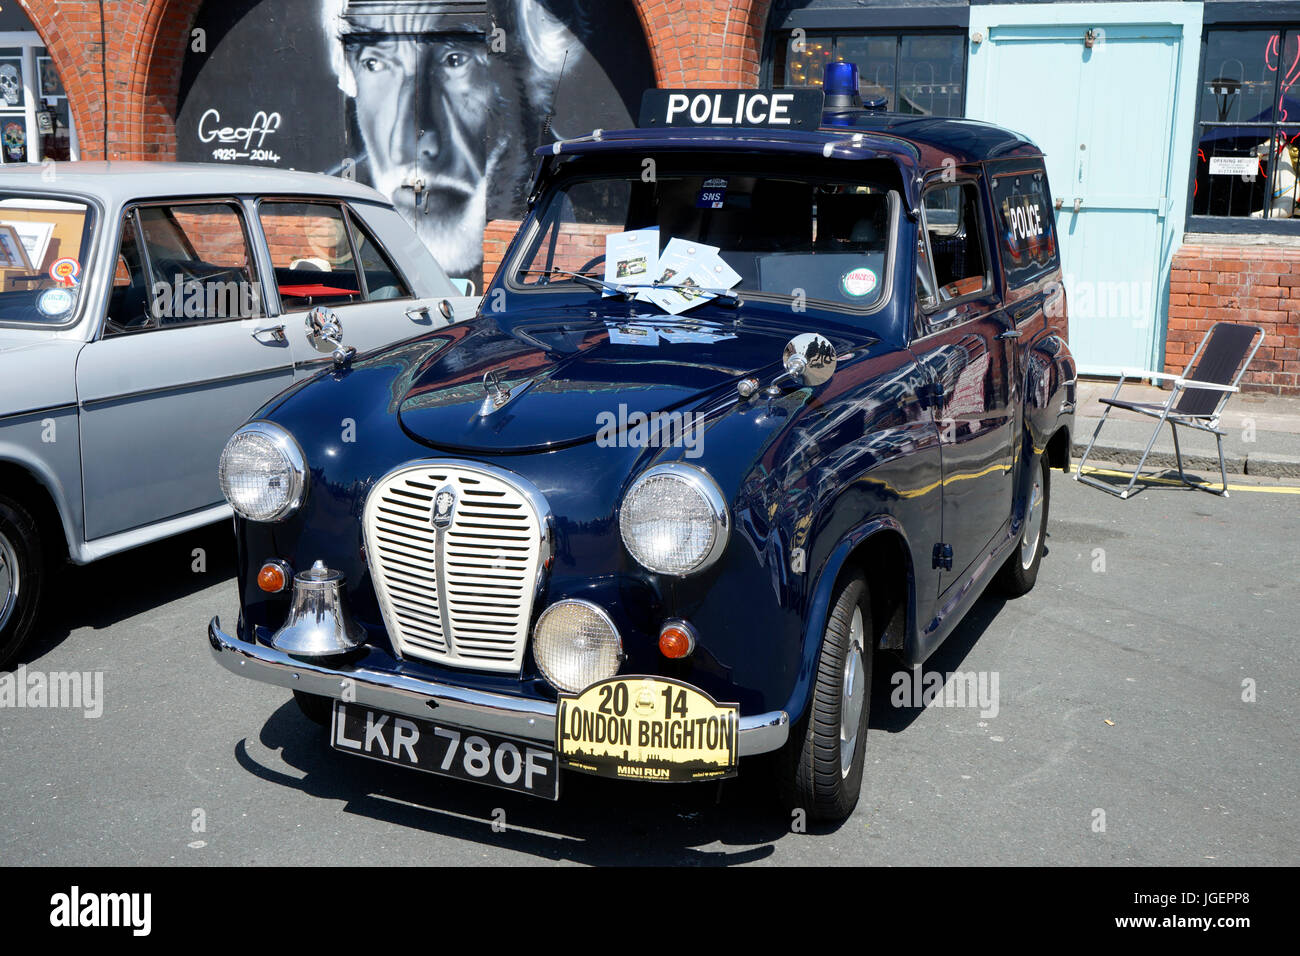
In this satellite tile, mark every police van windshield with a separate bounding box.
[510,164,896,313]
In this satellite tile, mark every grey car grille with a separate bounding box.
[363,462,548,673]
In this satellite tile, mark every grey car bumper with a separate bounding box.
[207,616,789,756]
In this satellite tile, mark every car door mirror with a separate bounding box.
[306,305,344,354]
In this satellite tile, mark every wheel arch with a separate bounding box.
[0,456,73,566]
[788,517,916,727]
[1045,423,1071,471]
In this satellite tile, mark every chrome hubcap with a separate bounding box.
[1020,477,1044,570]
[840,607,866,778]
[0,531,18,634]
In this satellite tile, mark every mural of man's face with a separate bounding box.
[345,34,504,276]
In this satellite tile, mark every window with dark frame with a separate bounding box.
[1191,26,1300,226]
[772,30,966,117]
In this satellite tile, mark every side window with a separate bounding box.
[346,208,411,300]
[105,213,152,333]
[921,182,989,306]
[259,201,363,309]
[136,202,261,327]
[989,164,1057,289]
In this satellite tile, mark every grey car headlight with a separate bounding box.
[218,421,308,522]
[619,463,730,576]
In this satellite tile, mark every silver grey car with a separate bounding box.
[0,162,478,667]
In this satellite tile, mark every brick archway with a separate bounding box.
[18,0,202,160]
[633,0,772,88]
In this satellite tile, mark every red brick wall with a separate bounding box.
[634,0,771,87]
[18,0,202,161]
[1167,242,1300,395]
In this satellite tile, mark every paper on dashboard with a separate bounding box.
[603,227,659,296]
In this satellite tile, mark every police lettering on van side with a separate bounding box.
[639,89,823,129]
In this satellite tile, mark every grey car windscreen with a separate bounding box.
[0,194,94,326]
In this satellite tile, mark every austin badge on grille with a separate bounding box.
[432,487,456,529]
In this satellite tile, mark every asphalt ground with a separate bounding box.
[1,462,1296,866]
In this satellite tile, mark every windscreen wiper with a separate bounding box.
[633,281,744,308]
[517,270,744,309]
[517,269,636,298]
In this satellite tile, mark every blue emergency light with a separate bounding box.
[823,61,862,109]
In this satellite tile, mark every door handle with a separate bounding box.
[405,305,432,322]
[997,328,1023,340]
[251,324,286,344]
[1072,198,1082,213]
[1054,198,1064,211]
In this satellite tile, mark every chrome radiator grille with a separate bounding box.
[363,462,549,673]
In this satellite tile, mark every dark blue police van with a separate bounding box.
[207,63,1075,822]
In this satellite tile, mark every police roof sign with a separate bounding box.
[639,89,824,129]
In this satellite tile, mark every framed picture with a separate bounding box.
[0,57,24,110]
[38,57,63,98]
[2,118,27,163]
[0,219,55,267]
[0,224,33,270]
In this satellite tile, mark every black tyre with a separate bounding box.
[292,690,334,726]
[995,453,1050,597]
[779,572,873,822]
[0,495,45,671]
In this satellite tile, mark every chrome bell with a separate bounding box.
[269,561,366,658]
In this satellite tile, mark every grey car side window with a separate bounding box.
[106,201,261,335]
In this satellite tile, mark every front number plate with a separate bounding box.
[557,677,739,782]
[331,702,559,800]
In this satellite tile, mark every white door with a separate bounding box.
[967,8,1196,373]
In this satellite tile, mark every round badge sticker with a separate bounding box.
[841,267,878,298]
[37,287,74,317]
[50,257,81,287]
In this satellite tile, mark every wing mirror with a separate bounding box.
[758,333,837,397]
[783,332,838,384]
[306,306,356,368]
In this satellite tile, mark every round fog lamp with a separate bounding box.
[532,600,623,693]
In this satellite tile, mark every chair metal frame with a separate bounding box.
[1075,322,1264,499]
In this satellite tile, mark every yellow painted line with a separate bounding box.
[1078,466,1300,495]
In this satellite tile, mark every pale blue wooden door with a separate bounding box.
[968,21,1183,373]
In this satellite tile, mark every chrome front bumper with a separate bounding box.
[207,617,789,756]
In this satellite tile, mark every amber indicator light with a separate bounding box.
[258,562,288,593]
[658,623,694,659]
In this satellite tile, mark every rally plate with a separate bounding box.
[556,676,739,782]
[330,701,559,800]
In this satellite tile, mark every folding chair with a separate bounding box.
[1076,322,1263,499]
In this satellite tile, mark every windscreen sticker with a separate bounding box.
[49,257,81,287]
[37,287,74,316]
[696,177,728,209]
[840,266,878,298]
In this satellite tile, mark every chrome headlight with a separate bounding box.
[619,463,729,576]
[218,421,307,522]
[532,600,623,693]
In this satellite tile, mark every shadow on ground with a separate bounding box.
[228,575,1027,863]
[19,520,235,665]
